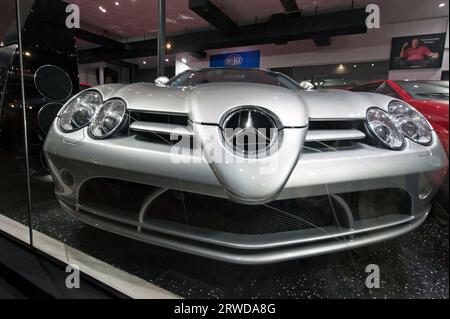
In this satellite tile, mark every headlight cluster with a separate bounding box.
[388,100,432,145]
[366,101,432,150]
[366,108,405,150]
[60,91,102,132]
[89,99,127,139]
[59,90,127,139]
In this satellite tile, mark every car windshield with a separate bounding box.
[396,81,449,101]
[167,68,302,90]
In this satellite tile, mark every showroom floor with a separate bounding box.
[1,153,448,298]
[3,196,448,299]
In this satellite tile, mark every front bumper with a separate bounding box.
[44,122,448,264]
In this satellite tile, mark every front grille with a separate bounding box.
[129,111,189,126]
[304,120,378,151]
[304,140,358,151]
[145,192,342,234]
[78,178,411,236]
[308,120,365,131]
[128,111,191,145]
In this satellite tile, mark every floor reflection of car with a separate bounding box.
[351,80,449,214]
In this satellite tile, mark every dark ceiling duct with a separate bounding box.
[280,0,300,13]
[78,8,368,64]
[189,0,239,36]
[75,29,125,50]
[313,33,331,47]
[190,51,207,59]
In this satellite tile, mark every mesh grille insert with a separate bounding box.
[78,178,412,236]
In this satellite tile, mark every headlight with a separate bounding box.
[388,100,432,145]
[88,99,127,139]
[59,91,102,132]
[366,107,405,150]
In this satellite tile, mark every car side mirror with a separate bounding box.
[154,76,170,86]
[299,81,315,91]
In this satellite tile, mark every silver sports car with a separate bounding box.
[44,68,448,264]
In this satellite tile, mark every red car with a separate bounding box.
[351,80,449,154]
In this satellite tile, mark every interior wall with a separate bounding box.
[132,67,175,83]
[175,57,190,75]
[78,63,131,86]
[77,17,449,82]
[187,17,450,81]
[78,64,98,85]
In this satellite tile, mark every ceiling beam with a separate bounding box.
[313,33,331,47]
[78,8,368,64]
[108,60,138,69]
[190,51,207,59]
[74,29,125,49]
[189,0,239,36]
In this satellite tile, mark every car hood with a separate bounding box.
[92,83,394,126]
[409,98,449,108]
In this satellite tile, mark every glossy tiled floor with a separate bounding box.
[3,197,448,299]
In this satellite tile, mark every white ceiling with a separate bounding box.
[71,0,449,41]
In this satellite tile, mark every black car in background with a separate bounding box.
[0,0,78,153]
[0,0,79,216]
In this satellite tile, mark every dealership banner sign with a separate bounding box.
[389,33,446,70]
[210,50,261,68]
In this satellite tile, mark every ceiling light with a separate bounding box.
[165,58,169,62]
[371,63,375,67]
[166,43,172,49]
[142,61,147,64]
[24,51,31,57]
[0,42,4,47]
[353,64,357,68]
[178,14,194,21]
[166,18,178,24]
[181,58,187,64]
[438,3,446,7]
[337,64,345,70]
[115,1,120,6]
[99,6,106,13]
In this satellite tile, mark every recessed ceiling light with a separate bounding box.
[115,1,120,6]
[178,14,194,21]
[371,63,375,67]
[142,61,147,64]
[165,58,169,62]
[438,3,446,7]
[353,64,357,68]
[99,6,106,13]
[166,43,172,49]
